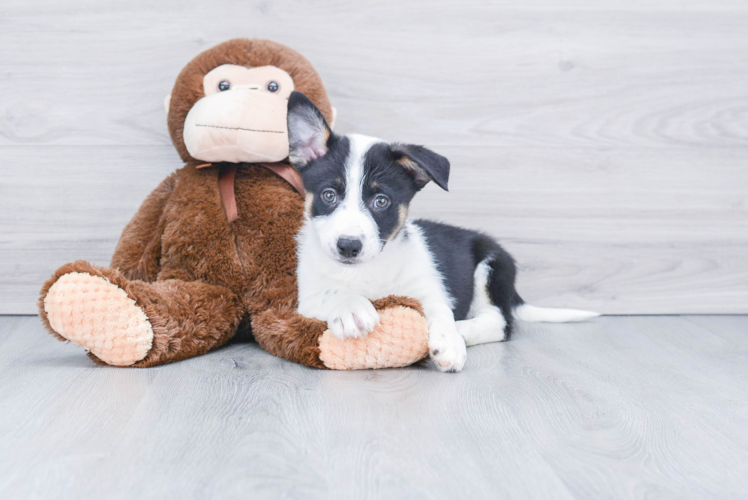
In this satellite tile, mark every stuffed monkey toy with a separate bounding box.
[39,39,429,370]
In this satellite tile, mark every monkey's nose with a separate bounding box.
[232,84,262,91]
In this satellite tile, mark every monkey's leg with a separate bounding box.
[39,261,244,367]
[251,296,429,370]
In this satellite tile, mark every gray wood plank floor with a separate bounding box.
[1,315,746,499]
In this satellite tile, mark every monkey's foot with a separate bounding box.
[43,272,154,366]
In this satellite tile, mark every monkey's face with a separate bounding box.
[182,64,295,163]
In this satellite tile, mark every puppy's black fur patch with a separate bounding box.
[362,143,424,242]
[392,144,450,191]
[414,220,523,338]
[301,135,351,218]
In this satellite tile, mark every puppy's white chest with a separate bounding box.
[314,243,407,300]
[296,219,451,308]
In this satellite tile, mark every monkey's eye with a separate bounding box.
[267,81,279,92]
[321,189,337,204]
[218,81,231,91]
[373,195,390,210]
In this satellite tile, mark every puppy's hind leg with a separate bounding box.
[456,307,507,346]
[456,260,509,346]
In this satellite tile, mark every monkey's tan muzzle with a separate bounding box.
[183,89,290,163]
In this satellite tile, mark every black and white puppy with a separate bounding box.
[287,92,599,372]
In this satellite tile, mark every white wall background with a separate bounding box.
[1,0,747,315]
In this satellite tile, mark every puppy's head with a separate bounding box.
[287,91,449,265]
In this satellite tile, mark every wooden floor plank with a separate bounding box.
[1,315,747,499]
[0,317,160,499]
[492,316,748,498]
[682,315,748,347]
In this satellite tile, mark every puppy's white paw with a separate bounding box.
[326,294,380,340]
[429,326,467,373]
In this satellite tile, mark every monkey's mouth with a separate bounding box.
[195,124,285,134]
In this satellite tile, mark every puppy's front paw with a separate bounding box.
[429,326,467,373]
[327,294,380,340]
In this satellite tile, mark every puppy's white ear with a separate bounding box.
[164,94,171,113]
[393,144,450,191]
[287,91,333,170]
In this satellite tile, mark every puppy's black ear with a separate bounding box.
[392,144,450,191]
[287,91,333,170]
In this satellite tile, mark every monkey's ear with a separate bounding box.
[392,144,450,191]
[330,106,338,130]
[287,91,332,170]
[164,94,171,113]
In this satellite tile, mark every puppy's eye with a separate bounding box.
[218,81,230,91]
[321,189,337,204]
[267,81,279,92]
[373,195,390,210]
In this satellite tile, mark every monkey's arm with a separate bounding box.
[251,296,429,370]
[110,173,177,281]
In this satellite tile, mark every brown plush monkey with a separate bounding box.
[39,39,429,369]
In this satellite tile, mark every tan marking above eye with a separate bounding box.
[202,64,295,97]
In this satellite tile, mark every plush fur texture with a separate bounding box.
[168,39,334,163]
[38,39,430,369]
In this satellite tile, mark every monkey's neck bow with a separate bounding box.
[196,162,305,223]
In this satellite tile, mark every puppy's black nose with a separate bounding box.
[337,237,363,258]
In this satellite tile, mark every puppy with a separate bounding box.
[287,91,599,372]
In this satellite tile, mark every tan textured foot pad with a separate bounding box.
[318,306,429,370]
[44,272,154,366]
